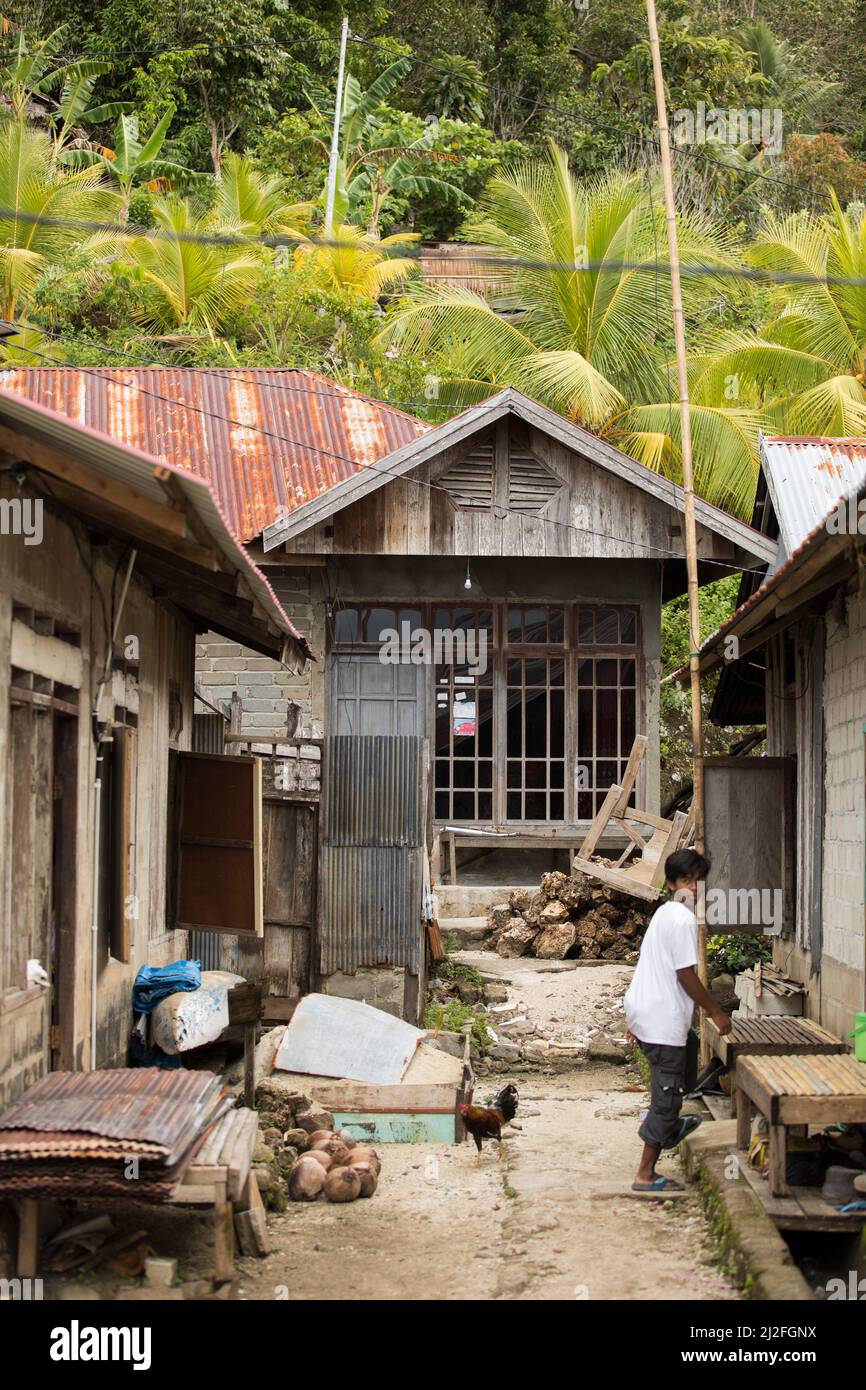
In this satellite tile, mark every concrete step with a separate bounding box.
[436,884,523,918]
[439,916,489,950]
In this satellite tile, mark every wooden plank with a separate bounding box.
[578,784,622,858]
[212,1177,234,1284]
[274,1079,461,1111]
[10,621,83,687]
[767,1123,788,1197]
[234,1170,270,1257]
[17,1197,39,1278]
[612,735,647,815]
[571,855,660,901]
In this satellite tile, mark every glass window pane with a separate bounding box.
[507,607,523,642]
[621,689,636,748]
[548,609,565,643]
[507,659,523,686]
[435,791,449,819]
[578,792,593,819]
[549,658,565,687]
[477,793,492,819]
[550,760,565,789]
[453,760,475,788]
[507,701,522,756]
[524,688,547,756]
[507,760,522,789]
[597,760,618,789]
[435,759,450,789]
[577,659,593,687]
[620,608,637,644]
[595,608,619,644]
[550,689,564,756]
[550,792,564,821]
[478,760,493,788]
[507,792,522,819]
[477,690,493,756]
[398,608,423,632]
[596,689,618,757]
[526,761,546,788]
[596,659,618,686]
[362,607,396,642]
[523,608,548,643]
[334,608,359,642]
[578,609,594,643]
[453,793,475,820]
[620,659,636,686]
[523,658,547,686]
[525,792,546,820]
[578,690,594,755]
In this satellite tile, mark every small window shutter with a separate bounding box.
[174,752,263,935]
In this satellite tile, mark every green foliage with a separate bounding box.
[424,996,491,1052]
[707,933,773,977]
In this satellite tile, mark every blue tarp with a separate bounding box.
[132,960,201,1015]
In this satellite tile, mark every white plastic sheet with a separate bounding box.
[274,993,424,1084]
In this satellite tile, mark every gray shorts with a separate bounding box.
[637,1032,699,1148]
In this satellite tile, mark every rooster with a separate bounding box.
[459,1083,519,1165]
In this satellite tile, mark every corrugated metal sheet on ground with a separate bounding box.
[322,735,426,846]
[760,435,866,555]
[319,845,423,975]
[0,368,429,542]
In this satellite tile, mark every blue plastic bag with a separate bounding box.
[132,960,201,1015]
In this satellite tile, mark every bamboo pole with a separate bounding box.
[324,16,350,235]
[644,0,710,1061]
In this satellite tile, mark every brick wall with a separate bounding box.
[819,570,866,1029]
[195,570,326,735]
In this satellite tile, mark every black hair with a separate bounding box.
[664,847,711,884]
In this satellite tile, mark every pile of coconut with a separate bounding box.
[288,1127,382,1204]
[485,869,653,962]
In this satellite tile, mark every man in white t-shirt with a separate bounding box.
[625,848,732,1194]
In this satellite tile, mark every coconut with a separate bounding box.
[305,1129,335,1147]
[288,1158,326,1201]
[350,1146,381,1174]
[350,1161,378,1198]
[312,1138,351,1166]
[301,1149,332,1170]
[336,1129,358,1149]
[323,1166,362,1203]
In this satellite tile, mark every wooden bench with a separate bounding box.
[706,1016,848,1115]
[17,1105,267,1284]
[734,1053,866,1197]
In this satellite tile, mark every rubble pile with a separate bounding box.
[484,870,653,963]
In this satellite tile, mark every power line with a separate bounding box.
[0,204,859,288]
[4,324,769,576]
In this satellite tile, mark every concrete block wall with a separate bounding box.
[819,571,866,1033]
[195,570,326,732]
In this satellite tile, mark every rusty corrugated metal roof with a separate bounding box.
[760,434,866,556]
[0,367,429,543]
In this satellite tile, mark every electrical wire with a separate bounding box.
[4,323,771,576]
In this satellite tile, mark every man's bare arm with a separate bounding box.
[677,965,733,1035]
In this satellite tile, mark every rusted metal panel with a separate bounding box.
[0,1069,225,1158]
[0,367,428,542]
[319,844,423,975]
[760,435,866,556]
[323,735,426,847]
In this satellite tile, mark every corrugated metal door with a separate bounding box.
[320,735,428,1019]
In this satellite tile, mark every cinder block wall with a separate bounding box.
[195,570,326,736]
[819,571,866,1035]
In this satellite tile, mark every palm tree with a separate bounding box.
[695,196,866,436]
[294,223,420,300]
[0,121,115,322]
[379,142,764,516]
[124,195,261,340]
[213,152,311,239]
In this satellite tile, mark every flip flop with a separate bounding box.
[663,1113,704,1149]
[631,1176,686,1193]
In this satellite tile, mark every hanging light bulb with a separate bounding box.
[464,558,472,591]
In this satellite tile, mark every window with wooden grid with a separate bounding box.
[433,607,494,822]
[575,605,639,818]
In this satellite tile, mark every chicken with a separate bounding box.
[459,1083,519,1165]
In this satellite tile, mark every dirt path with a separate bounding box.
[235,963,740,1302]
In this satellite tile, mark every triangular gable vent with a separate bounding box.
[508,449,561,513]
[439,441,494,509]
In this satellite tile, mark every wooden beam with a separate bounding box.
[0,424,188,540]
[10,621,82,687]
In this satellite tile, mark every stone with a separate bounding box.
[535,921,578,959]
[263,1127,282,1147]
[595,923,618,947]
[576,908,606,939]
[488,903,513,933]
[255,1078,312,1130]
[499,1017,536,1037]
[485,983,510,1003]
[488,1040,521,1061]
[522,1039,551,1061]
[586,1034,628,1064]
[540,870,570,899]
[145,1257,177,1289]
[523,891,548,927]
[454,977,481,1004]
[296,1105,335,1134]
[538,899,571,926]
[559,874,595,913]
[496,921,539,958]
[509,888,534,914]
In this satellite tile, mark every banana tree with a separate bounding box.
[62,107,200,220]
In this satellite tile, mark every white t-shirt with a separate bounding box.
[624,898,699,1046]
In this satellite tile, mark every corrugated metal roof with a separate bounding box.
[759,434,866,555]
[0,367,430,543]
